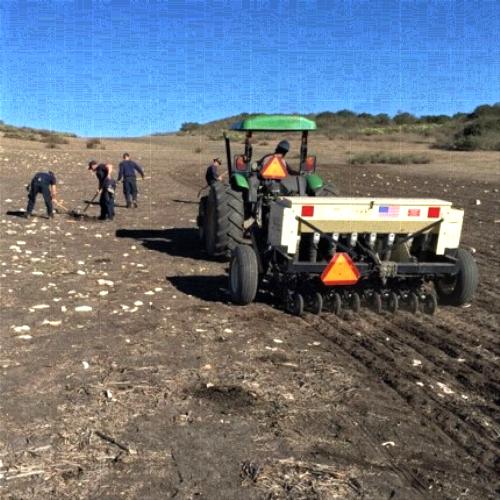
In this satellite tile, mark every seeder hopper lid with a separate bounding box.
[277,197,453,207]
[230,115,317,131]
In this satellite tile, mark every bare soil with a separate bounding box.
[0,134,499,499]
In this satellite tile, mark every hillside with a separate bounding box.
[173,103,500,151]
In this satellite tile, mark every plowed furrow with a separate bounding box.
[306,315,499,492]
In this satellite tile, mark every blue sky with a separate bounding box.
[1,0,499,137]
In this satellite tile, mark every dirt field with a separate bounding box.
[0,133,499,499]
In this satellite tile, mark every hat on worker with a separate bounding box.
[275,140,290,155]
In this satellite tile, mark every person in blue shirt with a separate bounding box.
[26,171,57,218]
[117,153,144,208]
[98,164,116,221]
[88,160,109,190]
[205,157,224,186]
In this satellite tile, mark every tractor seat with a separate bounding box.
[279,176,307,196]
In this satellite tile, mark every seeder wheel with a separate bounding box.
[372,292,383,314]
[408,292,419,314]
[311,292,323,315]
[350,292,361,313]
[423,292,437,315]
[387,291,399,313]
[292,293,304,317]
[332,292,342,316]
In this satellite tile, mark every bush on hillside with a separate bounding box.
[86,138,105,149]
[348,151,431,165]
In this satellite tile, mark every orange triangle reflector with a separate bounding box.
[261,155,287,179]
[320,252,360,286]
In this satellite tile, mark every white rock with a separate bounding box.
[16,335,32,340]
[273,338,283,344]
[75,305,92,312]
[12,325,30,333]
[154,287,163,292]
[381,441,395,447]
[475,199,481,205]
[134,300,143,306]
[61,305,67,312]
[412,359,422,367]
[223,328,233,333]
[32,271,44,276]
[32,304,50,310]
[82,361,89,370]
[42,319,62,326]
[97,279,114,286]
[437,382,454,395]
[77,270,86,275]
[144,291,154,295]
[99,290,108,296]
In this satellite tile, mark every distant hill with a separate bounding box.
[171,104,500,151]
[0,120,77,148]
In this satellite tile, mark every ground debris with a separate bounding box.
[241,457,352,498]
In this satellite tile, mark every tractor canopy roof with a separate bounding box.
[230,114,317,131]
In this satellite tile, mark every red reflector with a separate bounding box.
[428,207,440,218]
[304,156,316,172]
[235,156,246,171]
[301,205,314,217]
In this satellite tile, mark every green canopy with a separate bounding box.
[230,114,317,131]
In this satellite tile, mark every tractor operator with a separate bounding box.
[258,140,298,175]
[117,153,144,208]
[25,171,58,218]
[205,157,224,186]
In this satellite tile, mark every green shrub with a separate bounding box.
[86,138,104,149]
[41,134,68,145]
[194,146,203,153]
[348,151,431,165]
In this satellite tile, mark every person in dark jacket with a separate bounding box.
[205,157,224,186]
[26,171,58,218]
[117,153,144,208]
[88,160,109,190]
[99,164,116,221]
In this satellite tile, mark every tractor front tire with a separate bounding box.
[204,182,246,258]
[229,245,258,305]
[435,248,478,306]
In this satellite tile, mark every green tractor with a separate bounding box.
[197,115,333,258]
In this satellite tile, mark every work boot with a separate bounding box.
[48,212,54,219]
[126,202,132,208]
[133,201,138,208]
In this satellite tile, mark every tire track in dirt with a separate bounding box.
[305,314,499,497]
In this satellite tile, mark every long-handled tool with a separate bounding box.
[82,190,101,213]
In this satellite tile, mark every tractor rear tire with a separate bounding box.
[229,245,258,305]
[197,195,208,244]
[204,182,246,258]
[435,248,478,306]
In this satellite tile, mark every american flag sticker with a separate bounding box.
[408,208,421,217]
[378,205,400,217]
